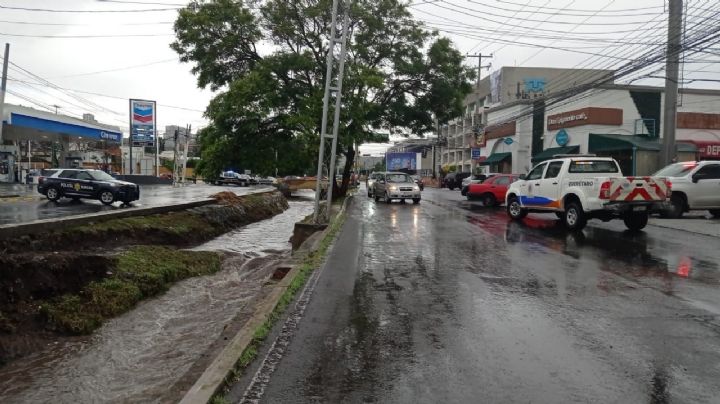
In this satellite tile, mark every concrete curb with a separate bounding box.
[0,190,280,241]
[179,195,353,404]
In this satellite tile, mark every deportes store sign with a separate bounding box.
[129,99,156,146]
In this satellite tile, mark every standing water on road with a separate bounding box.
[0,193,315,403]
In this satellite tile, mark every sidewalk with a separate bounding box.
[648,212,719,237]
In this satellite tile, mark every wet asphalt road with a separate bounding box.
[0,184,273,225]
[230,186,720,404]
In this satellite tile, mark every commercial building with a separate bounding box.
[438,66,720,176]
[1,104,122,183]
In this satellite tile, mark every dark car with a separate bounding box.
[38,168,140,205]
[411,175,424,191]
[443,172,471,190]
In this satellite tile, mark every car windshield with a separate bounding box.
[90,171,116,181]
[387,174,412,183]
[654,162,698,177]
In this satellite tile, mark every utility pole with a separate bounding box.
[0,43,9,146]
[466,53,492,87]
[181,124,190,184]
[313,0,350,223]
[661,0,683,167]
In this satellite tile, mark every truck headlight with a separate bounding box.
[390,186,398,191]
[413,185,420,191]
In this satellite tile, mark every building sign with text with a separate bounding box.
[547,107,622,130]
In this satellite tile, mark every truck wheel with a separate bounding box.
[506,196,527,220]
[623,211,649,231]
[482,194,496,207]
[563,202,587,231]
[663,194,685,219]
[99,190,116,205]
[374,192,379,202]
[46,186,61,202]
[710,209,720,218]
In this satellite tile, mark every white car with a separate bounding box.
[506,155,670,231]
[653,161,720,218]
[366,172,379,197]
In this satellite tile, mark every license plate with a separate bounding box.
[633,206,646,211]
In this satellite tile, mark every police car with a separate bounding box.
[38,169,140,205]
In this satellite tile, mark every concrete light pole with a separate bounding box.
[661,0,683,167]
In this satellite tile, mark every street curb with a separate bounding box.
[0,190,277,241]
[179,195,353,404]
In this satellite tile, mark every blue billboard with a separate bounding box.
[386,152,417,171]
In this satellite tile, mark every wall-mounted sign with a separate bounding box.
[555,129,569,146]
[503,137,514,145]
[471,148,481,160]
[485,121,516,140]
[547,107,622,130]
[524,78,546,93]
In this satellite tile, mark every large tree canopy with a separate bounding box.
[173,0,473,189]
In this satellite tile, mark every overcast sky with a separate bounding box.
[1,0,717,156]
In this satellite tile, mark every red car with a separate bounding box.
[466,174,520,206]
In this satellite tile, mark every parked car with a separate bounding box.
[461,173,499,195]
[506,156,670,231]
[443,172,471,190]
[372,172,421,204]
[653,160,720,218]
[467,174,520,206]
[366,172,379,197]
[411,175,424,191]
[38,168,140,205]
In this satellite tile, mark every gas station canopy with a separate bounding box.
[1,104,122,143]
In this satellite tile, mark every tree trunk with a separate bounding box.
[332,143,355,199]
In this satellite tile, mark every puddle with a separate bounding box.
[0,197,314,403]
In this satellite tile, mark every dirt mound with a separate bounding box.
[210,191,244,205]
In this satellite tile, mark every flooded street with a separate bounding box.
[0,193,314,403]
[228,187,720,404]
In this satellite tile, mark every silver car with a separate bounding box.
[372,172,421,204]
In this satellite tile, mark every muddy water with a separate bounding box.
[0,194,314,403]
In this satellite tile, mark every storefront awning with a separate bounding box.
[589,134,697,153]
[531,145,580,163]
[679,140,720,158]
[478,152,511,166]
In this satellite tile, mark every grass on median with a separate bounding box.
[41,246,221,335]
[210,207,347,402]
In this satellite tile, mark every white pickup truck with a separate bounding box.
[506,155,671,231]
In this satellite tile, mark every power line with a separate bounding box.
[0,19,173,26]
[0,32,172,39]
[48,58,177,78]
[0,5,180,13]
[7,77,206,113]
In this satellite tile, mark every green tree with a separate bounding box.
[172,0,473,194]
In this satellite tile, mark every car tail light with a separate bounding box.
[38,176,45,185]
[664,179,672,197]
[599,181,612,199]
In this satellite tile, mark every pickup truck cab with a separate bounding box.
[653,161,720,218]
[506,155,670,231]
